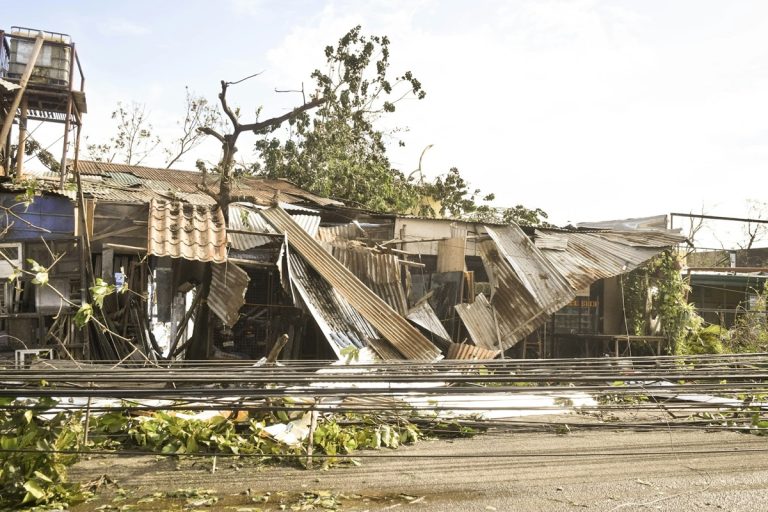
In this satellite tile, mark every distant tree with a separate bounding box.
[496,204,551,227]
[163,87,223,169]
[739,200,767,251]
[87,102,160,165]
[86,90,221,168]
[417,166,550,227]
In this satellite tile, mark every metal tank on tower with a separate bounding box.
[0,26,86,185]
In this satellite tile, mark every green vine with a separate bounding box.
[622,250,701,353]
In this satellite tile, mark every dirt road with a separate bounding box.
[71,426,768,511]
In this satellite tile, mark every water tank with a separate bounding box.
[7,27,71,87]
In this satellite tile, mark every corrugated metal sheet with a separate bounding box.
[587,231,686,248]
[446,342,499,360]
[536,230,681,291]
[75,160,343,207]
[475,227,683,349]
[147,200,227,263]
[23,166,214,205]
[329,244,408,315]
[287,252,386,359]
[104,171,143,187]
[455,293,499,350]
[479,238,552,349]
[292,215,321,239]
[228,203,277,250]
[317,222,366,243]
[228,204,321,250]
[209,262,250,327]
[407,301,451,342]
[576,215,672,232]
[485,225,574,314]
[262,206,442,361]
[533,230,568,251]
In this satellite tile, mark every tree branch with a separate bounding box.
[197,126,226,144]
[240,96,325,133]
[219,80,240,128]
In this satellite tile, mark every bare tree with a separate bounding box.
[163,87,223,169]
[739,200,767,251]
[197,76,324,218]
[87,102,161,165]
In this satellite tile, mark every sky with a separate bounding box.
[4,0,768,247]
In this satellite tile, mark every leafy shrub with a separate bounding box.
[676,323,727,355]
[0,398,87,509]
[727,289,768,353]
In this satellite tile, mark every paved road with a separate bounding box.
[72,427,768,511]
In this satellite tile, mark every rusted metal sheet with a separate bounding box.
[536,230,683,291]
[478,224,576,350]
[485,225,574,314]
[477,226,683,349]
[147,200,227,263]
[533,229,569,251]
[455,293,499,350]
[75,160,343,207]
[329,244,408,316]
[262,206,442,361]
[287,252,385,360]
[407,301,451,342]
[208,262,250,327]
[577,215,672,232]
[479,238,551,349]
[446,342,499,360]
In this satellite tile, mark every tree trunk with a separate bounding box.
[217,134,238,223]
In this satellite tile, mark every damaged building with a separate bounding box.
[0,159,686,363]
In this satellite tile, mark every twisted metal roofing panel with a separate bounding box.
[485,224,574,314]
[479,238,556,349]
[454,293,499,350]
[536,230,678,291]
[407,300,451,342]
[262,206,442,361]
[228,203,277,250]
[328,244,408,316]
[209,262,249,327]
[287,252,384,359]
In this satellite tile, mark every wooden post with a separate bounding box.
[59,42,76,190]
[0,35,44,167]
[306,404,318,469]
[16,96,27,178]
[82,382,93,447]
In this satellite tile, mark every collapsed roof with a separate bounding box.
[2,161,687,361]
